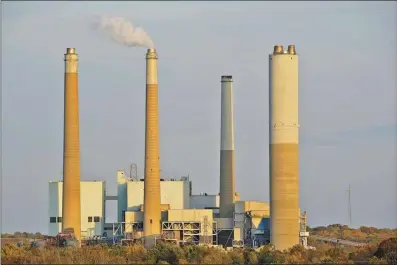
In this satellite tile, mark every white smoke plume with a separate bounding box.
[97,15,155,48]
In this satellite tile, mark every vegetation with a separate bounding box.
[2,238,396,264]
[1,232,44,239]
[374,237,397,264]
[308,224,397,243]
[2,225,396,264]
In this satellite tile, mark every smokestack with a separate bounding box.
[143,48,161,248]
[219,75,236,218]
[269,44,300,250]
[287,45,296,55]
[273,45,284,54]
[62,48,81,240]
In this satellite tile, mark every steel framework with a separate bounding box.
[161,220,218,245]
[111,222,143,244]
[162,221,200,244]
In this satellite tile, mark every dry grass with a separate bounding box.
[1,239,395,265]
[1,239,30,248]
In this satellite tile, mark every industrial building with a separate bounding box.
[49,181,105,238]
[49,173,280,248]
[52,45,309,250]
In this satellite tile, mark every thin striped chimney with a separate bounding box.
[143,48,161,248]
[219,75,236,218]
[62,48,82,241]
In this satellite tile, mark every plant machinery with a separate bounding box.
[47,228,79,248]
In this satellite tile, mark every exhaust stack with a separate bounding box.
[269,45,300,250]
[143,48,161,248]
[219,75,236,218]
[62,48,81,240]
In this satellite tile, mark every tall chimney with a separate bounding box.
[143,48,161,248]
[219,75,236,218]
[269,45,300,250]
[62,48,81,240]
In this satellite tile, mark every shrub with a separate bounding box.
[256,245,282,264]
[200,247,231,264]
[285,244,308,264]
[124,244,146,263]
[368,256,388,264]
[146,242,185,264]
[228,249,245,265]
[374,237,397,260]
[183,245,204,263]
[326,246,349,264]
[243,249,259,264]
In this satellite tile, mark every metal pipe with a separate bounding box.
[287,45,296,55]
[273,45,284,54]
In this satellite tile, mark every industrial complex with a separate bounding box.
[48,45,310,250]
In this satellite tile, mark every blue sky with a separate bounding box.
[1,1,396,233]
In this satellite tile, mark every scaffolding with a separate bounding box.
[202,216,210,244]
[161,219,218,245]
[110,219,222,246]
[300,211,309,248]
[161,221,200,244]
[112,222,143,245]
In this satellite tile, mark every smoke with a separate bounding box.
[97,15,155,48]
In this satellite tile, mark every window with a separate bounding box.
[57,217,62,223]
[94,216,100,223]
[50,217,56,223]
[88,216,93,223]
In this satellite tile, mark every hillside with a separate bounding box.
[308,224,397,244]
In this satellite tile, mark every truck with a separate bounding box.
[47,228,79,248]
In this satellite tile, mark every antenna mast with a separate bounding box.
[348,184,352,227]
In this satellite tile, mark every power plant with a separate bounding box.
[49,45,310,250]
[61,48,82,241]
